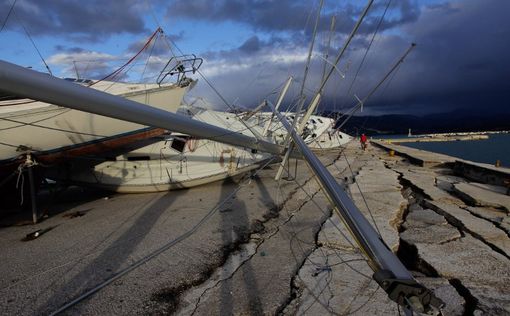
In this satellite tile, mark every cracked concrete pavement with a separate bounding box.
[1,141,509,315]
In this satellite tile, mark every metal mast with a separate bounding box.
[266,100,443,315]
[0,60,298,159]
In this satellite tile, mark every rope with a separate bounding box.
[14,154,38,205]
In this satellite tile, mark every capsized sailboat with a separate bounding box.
[46,107,273,193]
[243,111,352,150]
[0,28,200,169]
[0,78,194,164]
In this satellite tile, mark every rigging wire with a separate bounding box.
[299,0,324,99]
[144,3,294,141]
[343,150,382,236]
[13,11,53,76]
[0,0,17,33]
[0,116,107,138]
[0,108,72,131]
[139,30,161,82]
[307,131,382,237]
[159,33,264,141]
[344,0,393,102]
[92,27,162,85]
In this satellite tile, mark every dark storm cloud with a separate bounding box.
[167,0,420,35]
[0,0,152,41]
[365,0,510,114]
[186,0,510,116]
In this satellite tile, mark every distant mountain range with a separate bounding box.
[324,110,510,136]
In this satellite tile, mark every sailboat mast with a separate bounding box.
[321,15,336,90]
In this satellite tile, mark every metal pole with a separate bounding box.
[27,160,38,224]
[275,93,321,180]
[267,100,442,314]
[263,76,293,136]
[0,60,300,159]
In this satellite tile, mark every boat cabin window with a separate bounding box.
[317,118,323,123]
[311,119,316,124]
[170,136,188,153]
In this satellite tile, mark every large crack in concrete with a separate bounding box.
[278,151,380,315]
[276,206,334,316]
[165,157,335,315]
[423,200,510,261]
[393,168,475,315]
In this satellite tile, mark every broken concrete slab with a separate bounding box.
[412,235,510,315]
[401,208,462,245]
[289,248,399,316]
[372,141,456,167]
[454,182,510,211]
[348,160,407,250]
[425,200,510,257]
[466,206,508,225]
[435,175,467,192]
[398,167,457,202]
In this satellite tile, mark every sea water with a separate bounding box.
[397,133,510,167]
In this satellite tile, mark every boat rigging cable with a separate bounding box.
[144,0,266,142]
[336,43,416,132]
[276,156,374,315]
[0,0,17,33]
[344,0,393,104]
[304,129,383,238]
[92,27,163,86]
[275,0,324,180]
[11,11,53,76]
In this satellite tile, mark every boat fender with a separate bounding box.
[187,137,199,152]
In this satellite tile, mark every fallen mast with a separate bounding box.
[0,60,296,158]
[267,100,443,315]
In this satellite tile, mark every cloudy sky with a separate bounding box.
[0,0,508,116]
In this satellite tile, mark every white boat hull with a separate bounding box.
[0,81,191,163]
[48,136,271,193]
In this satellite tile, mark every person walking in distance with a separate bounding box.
[360,133,368,151]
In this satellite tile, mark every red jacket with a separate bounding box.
[360,134,367,143]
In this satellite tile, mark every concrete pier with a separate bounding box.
[0,141,509,315]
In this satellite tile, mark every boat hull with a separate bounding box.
[47,136,272,193]
[0,81,191,163]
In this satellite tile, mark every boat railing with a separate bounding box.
[157,54,203,86]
